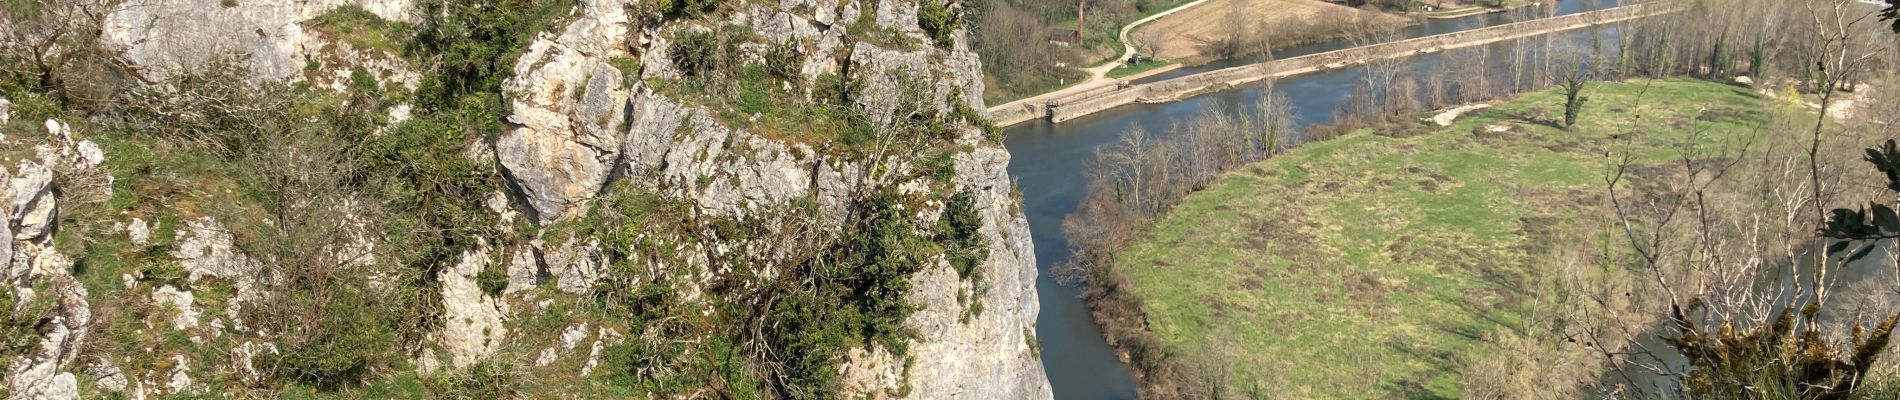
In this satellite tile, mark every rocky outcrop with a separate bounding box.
[490,0,1051,397]
[55,0,1052,398]
[890,147,1044,398]
[103,0,418,86]
[497,0,635,223]
[1,119,105,400]
[439,248,510,368]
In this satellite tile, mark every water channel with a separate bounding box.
[1005,1,1624,398]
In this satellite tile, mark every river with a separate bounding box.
[1004,1,1624,398]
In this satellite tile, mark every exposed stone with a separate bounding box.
[30,120,108,178]
[840,345,905,396]
[7,314,82,400]
[618,88,854,217]
[440,248,508,368]
[495,0,633,223]
[127,218,151,245]
[173,219,262,296]
[166,355,191,393]
[504,243,545,294]
[231,341,277,385]
[90,359,128,393]
[103,0,418,82]
[413,347,442,376]
[578,327,620,377]
[60,1,1055,398]
[0,97,10,124]
[891,147,1049,399]
[558,323,589,351]
[8,278,90,400]
[151,285,200,330]
[546,238,606,294]
[8,160,56,242]
[74,141,105,169]
[872,0,922,33]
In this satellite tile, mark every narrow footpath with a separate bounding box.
[984,0,1212,116]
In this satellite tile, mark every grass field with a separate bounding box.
[1111,80,1771,398]
[1134,0,1410,60]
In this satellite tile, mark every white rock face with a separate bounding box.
[62,0,1052,398]
[440,248,508,368]
[74,141,105,169]
[892,147,1049,399]
[0,122,96,400]
[496,0,633,223]
[90,359,128,393]
[0,98,10,124]
[500,1,1051,397]
[7,315,83,400]
[546,238,606,294]
[166,355,191,393]
[7,161,55,242]
[173,219,263,296]
[103,0,417,82]
[231,341,277,385]
[127,217,151,245]
[504,243,545,294]
[152,285,201,330]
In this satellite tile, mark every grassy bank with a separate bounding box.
[1106,79,1768,398]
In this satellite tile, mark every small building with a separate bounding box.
[1049,29,1082,46]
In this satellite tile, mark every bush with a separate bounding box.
[434,360,519,399]
[671,30,720,79]
[917,0,960,49]
[653,0,726,19]
[764,40,805,84]
[937,189,987,279]
[272,283,397,390]
[762,188,943,397]
[0,283,55,359]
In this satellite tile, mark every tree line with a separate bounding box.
[1056,0,1900,398]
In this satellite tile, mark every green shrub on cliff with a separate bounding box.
[918,0,960,49]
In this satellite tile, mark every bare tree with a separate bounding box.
[0,0,131,106]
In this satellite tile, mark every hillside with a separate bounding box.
[0,0,1049,398]
[1106,80,1776,398]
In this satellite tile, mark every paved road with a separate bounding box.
[985,0,1212,114]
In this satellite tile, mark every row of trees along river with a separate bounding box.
[1002,0,1900,398]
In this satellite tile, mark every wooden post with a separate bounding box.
[1078,0,1086,46]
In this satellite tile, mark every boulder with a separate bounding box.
[8,161,55,241]
[439,248,508,368]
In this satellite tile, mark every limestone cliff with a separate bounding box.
[0,0,1049,398]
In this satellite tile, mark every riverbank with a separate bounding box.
[992,2,1672,128]
[1080,79,1780,398]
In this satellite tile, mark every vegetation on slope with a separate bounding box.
[1096,79,1866,398]
[3,0,1000,398]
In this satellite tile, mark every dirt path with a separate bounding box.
[985,0,1212,115]
[1040,3,1677,124]
[1136,0,1405,60]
